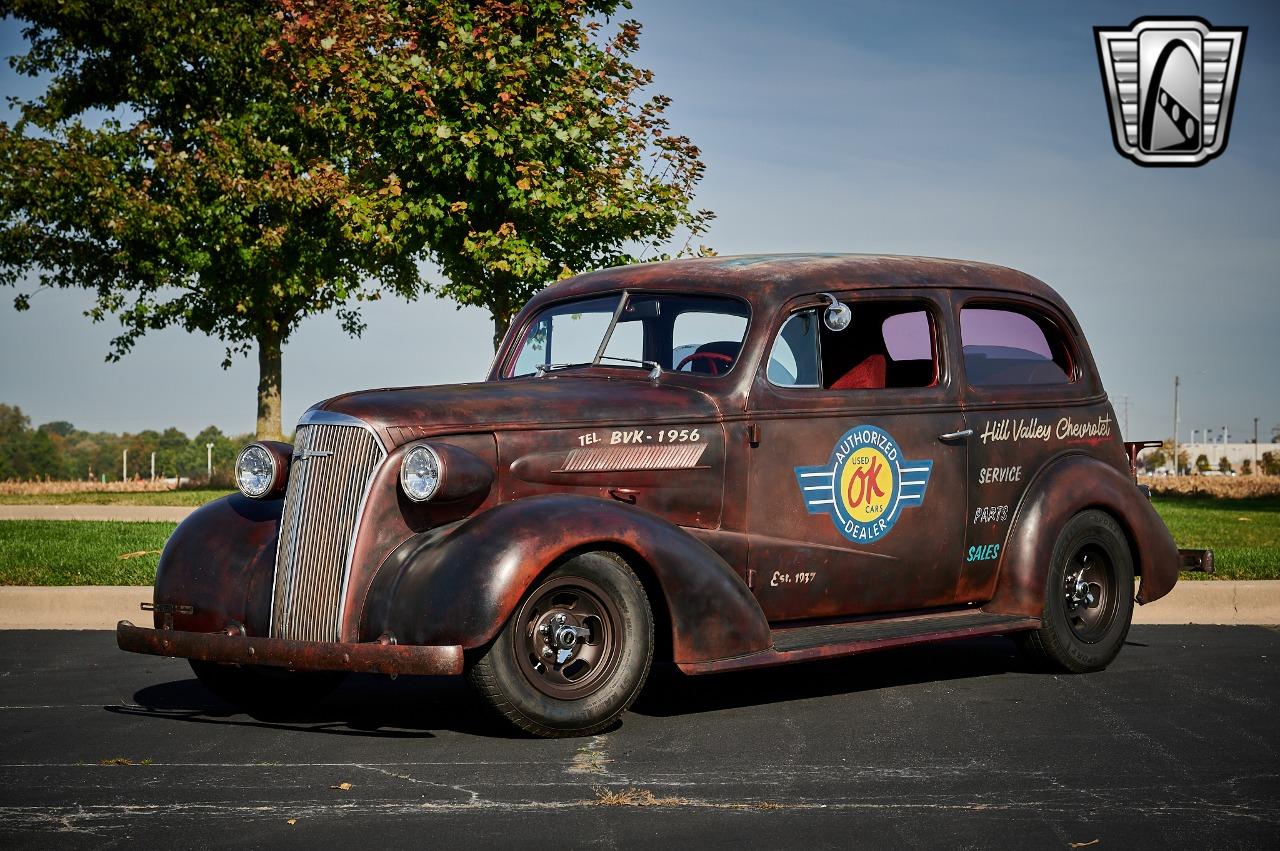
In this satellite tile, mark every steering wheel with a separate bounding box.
[676,351,734,375]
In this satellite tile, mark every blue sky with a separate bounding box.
[1,0,1276,442]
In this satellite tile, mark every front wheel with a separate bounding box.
[1020,509,1135,673]
[467,552,654,738]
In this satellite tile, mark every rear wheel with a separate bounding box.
[189,660,346,713]
[1021,509,1134,673]
[467,552,654,738]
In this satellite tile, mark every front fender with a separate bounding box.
[986,454,1179,617]
[154,494,281,634]
[361,494,772,665]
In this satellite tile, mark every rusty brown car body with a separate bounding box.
[118,255,1205,736]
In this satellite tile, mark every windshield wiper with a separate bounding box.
[598,355,662,380]
[535,357,662,381]
[533,362,596,376]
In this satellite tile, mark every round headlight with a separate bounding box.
[235,444,276,498]
[401,445,442,502]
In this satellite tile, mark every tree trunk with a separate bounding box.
[256,327,284,441]
[492,308,514,352]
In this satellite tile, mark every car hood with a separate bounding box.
[313,374,724,439]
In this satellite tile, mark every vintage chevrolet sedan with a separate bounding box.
[118,254,1209,737]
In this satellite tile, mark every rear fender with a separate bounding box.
[154,494,282,634]
[362,494,771,665]
[986,454,1179,617]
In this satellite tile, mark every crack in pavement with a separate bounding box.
[0,792,1274,834]
[352,763,481,805]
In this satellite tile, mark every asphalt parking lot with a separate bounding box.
[0,626,1276,848]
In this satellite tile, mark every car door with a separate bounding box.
[955,295,1115,603]
[745,289,970,622]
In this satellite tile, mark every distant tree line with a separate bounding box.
[0,403,250,483]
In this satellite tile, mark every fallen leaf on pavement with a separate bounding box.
[331,782,353,791]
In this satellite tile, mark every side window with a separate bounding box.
[821,300,938,390]
[768,310,821,387]
[960,307,1072,386]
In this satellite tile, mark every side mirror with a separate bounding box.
[821,293,851,332]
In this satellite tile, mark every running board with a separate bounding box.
[677,610,1039,676]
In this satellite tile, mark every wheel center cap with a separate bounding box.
[554,625,579,649]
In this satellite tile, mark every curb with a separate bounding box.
[0,586,150,630]
[1,581,1278,631]
[0,505,194,522]
[1132,580,1280,626]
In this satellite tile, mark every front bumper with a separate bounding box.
[116,621,464,676]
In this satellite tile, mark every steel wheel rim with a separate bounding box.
[514,576,623,700]
[1062,543,1117,643]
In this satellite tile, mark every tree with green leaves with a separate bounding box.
[272,0,713,346]
[0,0,423,440]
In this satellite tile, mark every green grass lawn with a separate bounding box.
[0,495,1275,586]
[1152,495,1280,581]
[0,489,232,507]
[0,520,177,585]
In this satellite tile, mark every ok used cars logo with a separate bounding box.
[794,426,933,544]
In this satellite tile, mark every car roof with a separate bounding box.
[528,254,1068,312]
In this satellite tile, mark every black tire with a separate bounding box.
[1020,509,1135,673]
[467,552,654,738]
[189,660,346,713]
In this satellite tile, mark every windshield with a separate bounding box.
[505,293,751,378]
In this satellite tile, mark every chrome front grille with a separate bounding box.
[270,420,386,642]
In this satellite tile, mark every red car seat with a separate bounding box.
[830,354,886,390]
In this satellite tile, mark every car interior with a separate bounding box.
[820,302,938,390]
[768,299,939,390]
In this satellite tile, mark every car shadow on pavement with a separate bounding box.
[107,673,524,739]
[106,635,1045,736]
[631,635,1038,718]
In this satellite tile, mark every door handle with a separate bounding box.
[608,487,639,504]
[938,429,973,442]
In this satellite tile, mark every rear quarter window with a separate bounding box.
[960,307,1073,386]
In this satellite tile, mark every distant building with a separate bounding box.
[1175,441,1273,473]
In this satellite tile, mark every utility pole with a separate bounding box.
[1255,417,1260,475]
[1121,395,1130,438]
[206,443,215,481]
[150,452,156,481]
[122,449,128,481]
[1172,375,1180,475]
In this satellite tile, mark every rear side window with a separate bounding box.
[960,307,1072,386]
